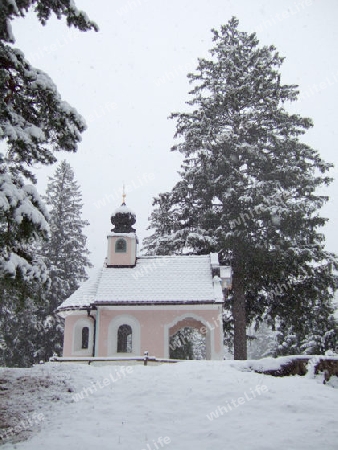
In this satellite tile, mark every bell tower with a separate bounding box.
[106,194,138,267]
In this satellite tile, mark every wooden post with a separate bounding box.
[144,351,149,366]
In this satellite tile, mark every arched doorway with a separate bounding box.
[167,316,211,360]
[169,326,206,360]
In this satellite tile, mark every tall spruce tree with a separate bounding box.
[144,18,338,359]
[0,1,97,298]
[0,161,92,366]
[0,291,43,367]
[38,160,92,360]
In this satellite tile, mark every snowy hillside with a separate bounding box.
[1,360,338,450]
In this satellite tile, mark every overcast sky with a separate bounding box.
[11,0,338,272]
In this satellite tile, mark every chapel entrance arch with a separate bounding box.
[166,315,212,360]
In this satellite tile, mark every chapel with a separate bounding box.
[58,201,231,360]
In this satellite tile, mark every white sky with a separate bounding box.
[11,0,338,272]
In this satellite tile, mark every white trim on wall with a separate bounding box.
[94,308,100,357]
[72,317,94,356]
[107,314,141,356]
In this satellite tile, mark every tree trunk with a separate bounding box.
[232,260,247,360]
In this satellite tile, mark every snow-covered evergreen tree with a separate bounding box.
[0,161,92,366]
[0,290,43,367]
[247,321,277,359]
[144,18,338,359]
[37,160,92,360]
[0,155,49,299]
[0,0,97,296]
[143,192,187,255]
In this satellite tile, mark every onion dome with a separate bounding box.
[111,203,136,233]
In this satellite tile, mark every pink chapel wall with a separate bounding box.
[62,317,71,356]
[62,307,223,359]
[62,313,96,357]
[97,308,223,359]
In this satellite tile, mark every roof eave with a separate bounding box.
[57,304,97,315]
[92,299,221,306]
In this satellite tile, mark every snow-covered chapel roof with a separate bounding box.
[58,254,224,311]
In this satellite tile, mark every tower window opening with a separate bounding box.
[115,238,127,253]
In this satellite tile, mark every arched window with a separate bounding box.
[115,238,127,253]
[73,319,93,355]
[117,324,132,353]
[107,316,140,356]
[82,327,89,349]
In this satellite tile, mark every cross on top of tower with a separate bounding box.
[122,184,126,205]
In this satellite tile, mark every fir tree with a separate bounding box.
[38,160,92,360]
[247,321,277,359]
[0,161,92,366]
[144,18,338,359]
[0,290,43,367]
[0,159,49,295]
[0,1,97,295]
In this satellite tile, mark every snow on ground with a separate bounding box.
[1,360,338,450]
